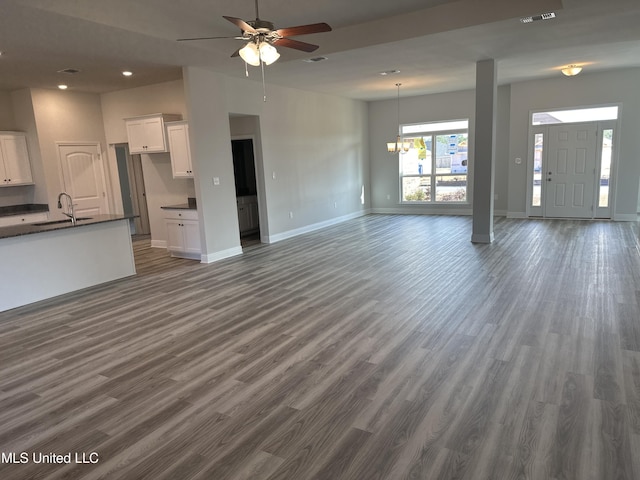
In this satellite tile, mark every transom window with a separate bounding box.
[399,120,469,203]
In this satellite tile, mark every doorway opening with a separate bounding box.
[232,137,261,247]
[115,144,150,236]
[527,105,619,219]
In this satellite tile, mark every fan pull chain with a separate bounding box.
[261,59,267,102]
[245,61,249,77]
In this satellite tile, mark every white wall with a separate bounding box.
[507,68,640,219]
[28,89,110,220]
[183,66,369,261]
[369,68,640,221]
[0,90,40,207]
[0,91,15,130]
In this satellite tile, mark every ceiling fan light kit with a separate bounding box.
[178,0,331,68]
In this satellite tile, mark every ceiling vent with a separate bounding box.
[303,56,328,63]
[520,12,556,23]
[57,68,81,74]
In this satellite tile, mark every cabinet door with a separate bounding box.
[248,202,259,230]
[237,205,250,233]
[125,119,147,154]
[142,117,167,153]
[165,219,185,251]
[182,220,201,254]
[125,116,168,154]
[167,124,193,178]
[0,134,33,186]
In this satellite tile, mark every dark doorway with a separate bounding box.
[231,138,260,244]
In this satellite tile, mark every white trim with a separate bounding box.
[151,239,167,248]
[200,246,243,263]
[471,232,494,243]
[507,211,527,219]
[371,207,472,216]
[265,210,368,244]
[612,213,638,222]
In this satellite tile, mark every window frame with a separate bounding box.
[399,120,470,205]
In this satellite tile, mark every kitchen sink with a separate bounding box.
[33,217,92,226]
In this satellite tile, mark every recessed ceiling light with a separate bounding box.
[58,84,68,90]
[122,71,133,77]
[379,70,401,76]
[520,12,556,23]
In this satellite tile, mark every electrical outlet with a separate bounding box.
[212,177,220,186]
[289,211,293,219]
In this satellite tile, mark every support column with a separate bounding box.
[471,59,497,243]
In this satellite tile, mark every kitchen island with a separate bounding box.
[0,215,136,312]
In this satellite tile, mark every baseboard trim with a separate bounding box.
[371,207,473,216]
[612,213,638,222]
[265,210,368,244]
[506,211,527,219]
[200,246,244,264]
[471,232,494,243]
[151,240,167,248]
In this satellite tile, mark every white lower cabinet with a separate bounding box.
[236,196,259,235]
[163,209,201,260]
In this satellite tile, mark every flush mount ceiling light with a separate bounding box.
[379,70,400,76]
[57,84,68,90]
[561,65,583,76]
[122,71,133,77]
[386,83,411,155]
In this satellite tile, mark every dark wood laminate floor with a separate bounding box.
[1,215,639,480]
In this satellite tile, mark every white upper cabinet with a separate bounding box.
[166,121,194,178]
[124,114,181,154]
[0,132,34,186]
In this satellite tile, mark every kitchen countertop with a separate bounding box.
[0,203,49,217]
[0,214,136,240]
[161,203,197,210]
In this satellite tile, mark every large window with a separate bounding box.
[400,120,469,203]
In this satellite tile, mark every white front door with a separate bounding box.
[545,123,597,218]
[58,144,109,217]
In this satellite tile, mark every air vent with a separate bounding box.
[303,56,328,63]
[57,68,81,74]
[520,12,556,23]
[379,70,401,76]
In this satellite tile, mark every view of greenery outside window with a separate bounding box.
[532,133,543,207]
[599,129,613,207]
[400,120,469,203]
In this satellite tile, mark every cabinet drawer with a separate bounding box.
[162,209,198,221]
[0,212,48,227]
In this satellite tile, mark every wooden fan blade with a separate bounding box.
[177,35,239,41]
[275,23,332,37]
[223,15,257,33]
[273,37,319,53]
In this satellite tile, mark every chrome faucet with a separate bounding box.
[57,192,76,225]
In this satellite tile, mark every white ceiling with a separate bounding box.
[2,0,640,101]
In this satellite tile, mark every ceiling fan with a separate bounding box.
[177,0,332,66]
